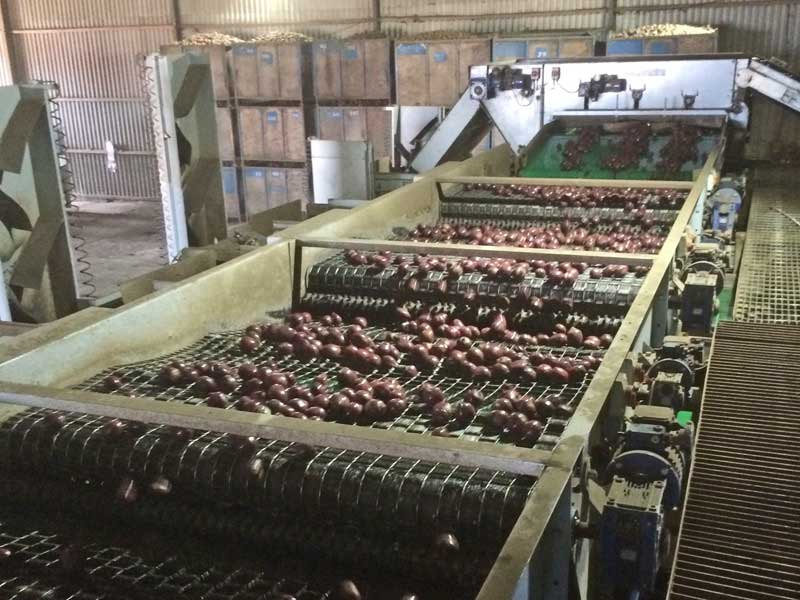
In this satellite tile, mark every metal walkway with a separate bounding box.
[666,321,800,600]
[733,180,800,323]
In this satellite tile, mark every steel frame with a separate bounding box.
[0,143,717,599]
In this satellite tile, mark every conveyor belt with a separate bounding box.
[667,321,800,600]
[733,182,800,322]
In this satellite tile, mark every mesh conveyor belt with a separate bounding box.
[75,329,597,450]
[307,254,644,309]
[667,321,800,600]
[733,182,800,323]
[0,520,330,600]
[0,409,533,544]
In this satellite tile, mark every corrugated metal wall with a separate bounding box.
[0,0,799,198]
[0,1,13,85]
[5,0,175,201]
[380,0,607,36]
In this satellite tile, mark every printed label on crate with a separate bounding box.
[328,110,342,118]
[234,45,257,55]
[433,51,448,63]
[317,42,337,53]
[266,111,279,123]
[534,46,549,58]
[261,51,274,64]
[291,110,300,118]
[343,46,358,60]
[245,168,265,178]
[271,170,282,178]
[397,43,427,55]
[348,109,359,117]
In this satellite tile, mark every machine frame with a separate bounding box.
[0,141,716,598]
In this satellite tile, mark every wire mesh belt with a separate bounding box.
[666,321,800,600]
[74,326,597,451]
[0,509,442,600]
[0,408,536,597]
[733,182,800,323]
[306,254,644,310]
[0,519,331,600]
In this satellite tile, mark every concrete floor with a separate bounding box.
[70,199,165,299]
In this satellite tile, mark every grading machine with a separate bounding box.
[1,52,800,600]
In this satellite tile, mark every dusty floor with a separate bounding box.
[69,199,166,299]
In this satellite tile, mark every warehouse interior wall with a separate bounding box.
[0,0,798,203]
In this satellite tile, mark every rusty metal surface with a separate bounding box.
[667,320,800,600]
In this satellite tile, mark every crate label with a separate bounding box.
[271,171,282,178]
[433,51,448,63]
[397,43,427,55]
[291,110,300,118]
[260,51,274,64]
[534,46,549,58]
[343,46,358,60]
[266,111,279,123]
[222,169,237,194]
[245,168,265,178]
[329,110,342,118]
[348,110,359,117]
[234,45,257,56]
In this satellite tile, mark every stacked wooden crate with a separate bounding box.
[394,34,492,157]
[230,40,314,218]
[312,36,394,160]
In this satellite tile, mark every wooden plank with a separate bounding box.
[363,38,391,100]
[215,106,234,161]
[313,41,341,100]
[263,108,285,161]
[395,42,428,105]
[341,39,365,99]
[266,168,289,208]
[238,107,265,160]
[366,107,391,159]
[343,107,366,142]
[428,41,457,106]
[277,43,303,100]
[231,44,258,98]
[256,43,280,99]
[317,107,344,140]
[284,107,307,162]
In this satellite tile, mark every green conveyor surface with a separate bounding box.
[520,132,718,180]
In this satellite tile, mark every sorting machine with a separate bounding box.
[2,52,799,600]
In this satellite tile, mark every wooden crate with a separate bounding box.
[676,32,717,54]
[316,106,392,159]
[313,38,392,101]
[395,38,491,107]
[162,44,230,99]
[216,106,235,161]
[231,42,308,101]
[237,106,308,162]
[243,167,308,217]
[492,34,594,60]
[559,35,594,58]
[607,31,717,56]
